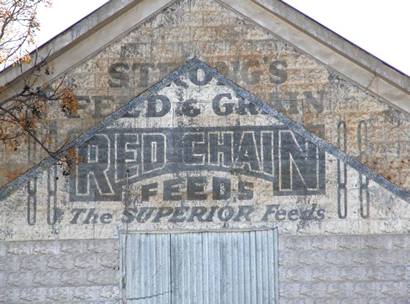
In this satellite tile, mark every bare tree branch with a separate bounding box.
[0,1,79,172]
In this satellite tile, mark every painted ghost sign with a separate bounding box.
[0,59,409,241]
[71,125,326,201]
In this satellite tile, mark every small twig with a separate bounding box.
[0,104,55,156]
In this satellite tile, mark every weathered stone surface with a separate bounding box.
[278,234,410,303]
[0,0,409,302]
[0,235,409,303]
[0,0,409,194]
[1,60,409,242]
[0,239,120,304]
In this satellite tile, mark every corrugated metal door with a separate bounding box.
[122,233,172,303]
[122,230,278,304]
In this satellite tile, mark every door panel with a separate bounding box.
[122,230,278,304]
[123,234,171,304]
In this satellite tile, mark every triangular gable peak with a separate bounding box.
[1,59,409,240]
[0,0,409,194]
[0,0,408,195]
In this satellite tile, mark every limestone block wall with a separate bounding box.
[278,234,410,304]
[0,1,409,303]
[0,53,409,304]
[1,235,409,303]
[0,239,120,304]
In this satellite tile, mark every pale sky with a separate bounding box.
[36,0,410,76]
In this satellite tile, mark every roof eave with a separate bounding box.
[0,0,138,87]
[0,0,408,105]
[254,0,409,92]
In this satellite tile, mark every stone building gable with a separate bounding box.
[0,59,408,241]
[0,0,409,195]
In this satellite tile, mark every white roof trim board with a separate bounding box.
[0,0,174,91]
[221,0,409,111]
[253,0,409,91]
[0,0,135,86]
[0,0,408,112]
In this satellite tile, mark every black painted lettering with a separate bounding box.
[204,206,218,222]
[275,209,286,221]
[217,206,235,222]
[212,93,234,116]
[179,99,201,117]
[84,208,99,224]
[236,132,260,171]
[163,179,183,201]
[280,130,320,192]
[212,177,231,200]
[70,125,325,202]
[109,63,130,87]
[271,91,300,115]
[173,75,189,88]
[142,134,165,173]
[304,91,324,113]
[238,181,253,200]
[115,133,140,182]
[301,204,317,220]
[189,66,212,86]
[146,95,171,117]
[76,135,114,197]
[122,208,137,224]
[152,207,173,223]
[132,63,154,87]
[188,207,208,222]
[288,209,299,221]
[136,207,156,223]
[70,208,86,224]
[183,133,206,164]
[269,60,287,84]
[100,213,112,224]
[237,98,259,115]
[187,176,207,200]
[317,208,325,220]
[262,204,279,221]
[141,183,158,201]
[262,132,274,176]
[169,207,189,223]
[233,205,255,222]
[241,59,262,85]
[209,132,233,166]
